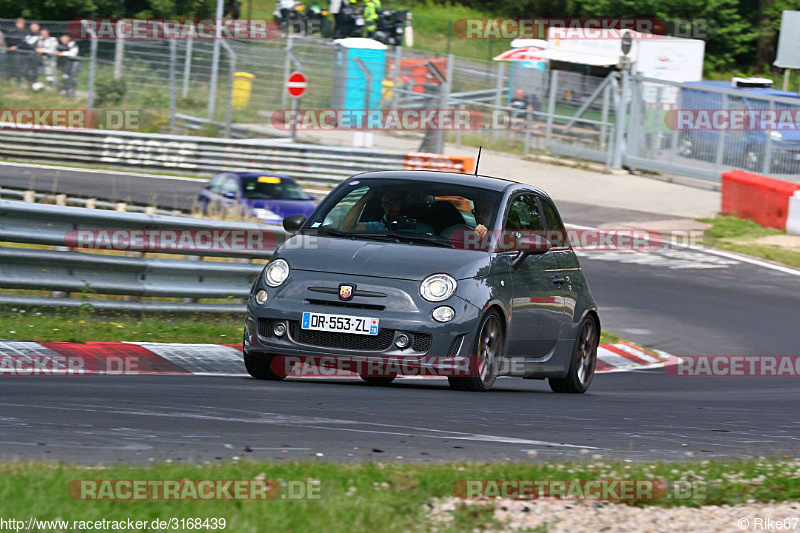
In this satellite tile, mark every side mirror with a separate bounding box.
[283,213,307,233]
[511,235,552,270]
[223,191,237,199]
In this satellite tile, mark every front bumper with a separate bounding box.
[244,269,482,373]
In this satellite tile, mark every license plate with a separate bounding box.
[302,312,378,335]
[794,153,800,161]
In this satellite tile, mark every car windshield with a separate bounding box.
[303,178,503,246]
[240,176,308,200]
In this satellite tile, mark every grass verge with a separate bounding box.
[0,308,243,344]
[698,215,800,269]
[1,458,799,532]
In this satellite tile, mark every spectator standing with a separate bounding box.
[0,28,6,80]
[23,22,41,84]
[4,18,30,85]
[35,29,58,85]
[55,34,79,96]
[364,0,378,37]
[329,0,342,38]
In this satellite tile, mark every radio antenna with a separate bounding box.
[474,146,482,176]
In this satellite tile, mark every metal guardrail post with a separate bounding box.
[456,103,464,147]
[611,69,629,169]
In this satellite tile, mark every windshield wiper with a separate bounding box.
[382,232,454,248]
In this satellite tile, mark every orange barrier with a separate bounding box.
[404,152,475,174]
[721,170,800,230]
[386,58,448,94]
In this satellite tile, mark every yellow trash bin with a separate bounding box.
[232,72,255,111]
[382,79,395,101]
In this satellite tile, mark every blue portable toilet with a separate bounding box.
[331,38,388,128]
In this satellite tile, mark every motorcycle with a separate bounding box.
[273,0,307,34]
[337,2,366,38]
[305,2,333,37]
[372,9,409,46]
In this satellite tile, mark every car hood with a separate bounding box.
[276,234,492,281]
[244,199,316,219]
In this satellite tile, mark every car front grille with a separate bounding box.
[447,335,465,356]
[258,318,273,337]
[288,321,395,351]
[412,333,433,352]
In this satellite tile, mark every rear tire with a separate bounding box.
[448,310,504,392]
[360,375,396,385]
[549,317,598,394]
[244,351,286,380]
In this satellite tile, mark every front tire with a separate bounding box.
[244,351,286,380]
[549,317,598,393]
[448,310,504,392]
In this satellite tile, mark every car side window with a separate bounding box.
[505,194,544,232]
[220,177,240,197]
[540,198,568,248]
[206,175,224,192]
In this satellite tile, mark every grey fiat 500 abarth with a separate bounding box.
[244,171,600,392]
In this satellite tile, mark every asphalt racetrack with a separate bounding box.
[1,163,799,464]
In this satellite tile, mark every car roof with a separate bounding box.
[684,81,800,98]
[350,170,549,197]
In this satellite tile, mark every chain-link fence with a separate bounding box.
[4,17,800,183]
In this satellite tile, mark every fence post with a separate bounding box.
[221,41,236,138]
[87,30,98,111]
[600,82,610,149]
[182,36,193,99]
[456,103,464,147]
[207,0,225,120]
[391,45,403,112]
[169,39,177,130]
[611,69,629,169]
[113,22,125,80]
[282,34,294,111]
[545,70,558,149]
[713,94,728,172]
[491,61,505,141]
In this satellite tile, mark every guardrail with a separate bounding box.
[0,127,474,187]
[0,200,286,313]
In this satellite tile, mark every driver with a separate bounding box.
[340,188,435,234]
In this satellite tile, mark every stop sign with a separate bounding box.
[286,72,307,98]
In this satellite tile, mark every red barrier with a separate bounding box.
[721,170,800,230]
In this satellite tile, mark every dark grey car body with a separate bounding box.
[244,171,600,386]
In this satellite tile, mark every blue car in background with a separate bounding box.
[678,79,800,173]
[197,172,317,224]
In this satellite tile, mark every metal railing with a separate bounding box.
[0,199,286,313]
[0,127,409,188]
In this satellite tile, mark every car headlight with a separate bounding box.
[420,274,457,302]
[264,259,290,287]
[770,131,784,142]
